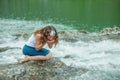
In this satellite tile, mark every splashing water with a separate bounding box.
[0,19,120,80]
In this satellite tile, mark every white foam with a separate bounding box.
[53,40,120,71]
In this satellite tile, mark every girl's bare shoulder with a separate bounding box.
[34,33,43,40]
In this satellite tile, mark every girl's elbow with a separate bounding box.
[46,53,52,60]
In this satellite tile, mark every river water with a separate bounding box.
[0,19,120,80]
[0,0,120,80]
[0,0,120,32]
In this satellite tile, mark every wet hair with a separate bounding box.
[33,25,59,46]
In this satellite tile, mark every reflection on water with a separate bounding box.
[0,0,120,31]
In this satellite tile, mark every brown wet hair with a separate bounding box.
[33,25,59,47]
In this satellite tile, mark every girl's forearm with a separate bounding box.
[48,43,53,48]
[47,40,54,48]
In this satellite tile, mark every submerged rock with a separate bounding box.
[58,27,120,42]
[99,27,120,35]
[0,57,88,80]
[58,30,88,42]
[0,47,21,52]
[12,32,29,40]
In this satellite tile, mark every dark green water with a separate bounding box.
[0,0,120,32]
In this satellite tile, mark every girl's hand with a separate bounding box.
[47,39,55,48]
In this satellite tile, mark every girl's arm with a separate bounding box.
[35,33,43,50]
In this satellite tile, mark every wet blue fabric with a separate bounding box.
[22,44,50,56]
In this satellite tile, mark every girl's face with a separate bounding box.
[47,36,54,41]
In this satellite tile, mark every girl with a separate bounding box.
[19,26,58,63]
